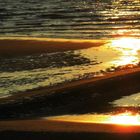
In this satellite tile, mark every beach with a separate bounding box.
[0,38,140,140]
[0,0,140,139]
[1,67,140,138]
[0,37,140,117]
[0,37,106,56]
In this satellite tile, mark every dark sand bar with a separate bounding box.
[0,37,107,56]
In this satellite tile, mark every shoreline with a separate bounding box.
[1,37,140,134]
[1,66,140,105]
[0,37,107,56]
[1,66,140,119]
[1,119,140,133]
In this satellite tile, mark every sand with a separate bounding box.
[1,119,140,133]
[0,37,107,56]
[1,37,140,134]
[0,65,140,104]
[0,66,140,120]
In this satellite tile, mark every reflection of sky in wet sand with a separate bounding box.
[110,38,140,107]
[110,38,140,66]
[0,38,140,98]
[112,92,140,107]
[47,112,140,126]
[76,38,140,69]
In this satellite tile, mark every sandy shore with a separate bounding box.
[1,37,140,135]
[0,66,140,104]
[0,37,107,56]
[2,37,140,112]
[1,119,140,133]
[0,66,140,119]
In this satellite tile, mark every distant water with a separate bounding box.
[0,0,140,101]
[0,0,140,39]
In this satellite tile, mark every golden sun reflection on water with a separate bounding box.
[109,38,140,67]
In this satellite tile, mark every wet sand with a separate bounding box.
[1,37,140,135]
[1,118,140,133]
[1,132,140,140]
[0,37,106,56]
[1,118,140,140]
[1,66,140,119]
